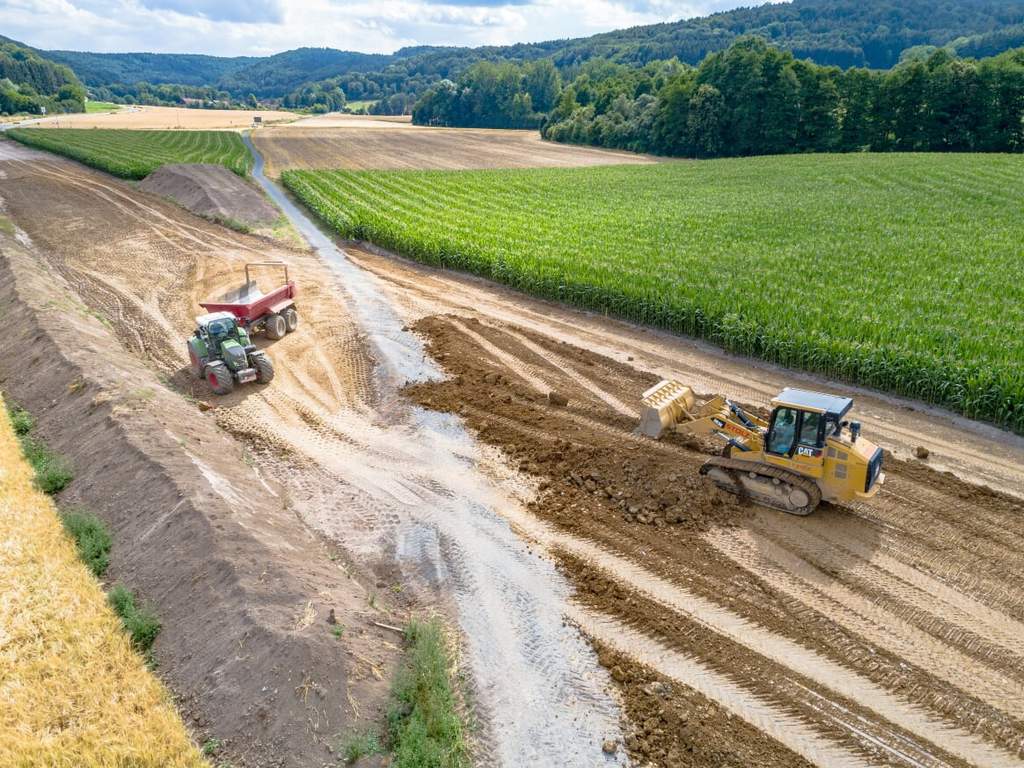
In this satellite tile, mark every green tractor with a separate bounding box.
[188,311,274,395]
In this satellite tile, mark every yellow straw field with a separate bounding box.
[0,394,207,768]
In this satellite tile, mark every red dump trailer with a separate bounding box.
[199,261,298,340]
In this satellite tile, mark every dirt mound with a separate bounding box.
[139,163,279,227]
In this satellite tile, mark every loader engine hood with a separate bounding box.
[220,339,248,371]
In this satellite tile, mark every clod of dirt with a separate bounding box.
[602,739,618,754]
[139,164,279,227]
[914,445,930,460]
[548,391,569,407]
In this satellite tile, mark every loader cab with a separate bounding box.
[764,389,853,476]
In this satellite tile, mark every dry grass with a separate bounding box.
[0,393,207,768]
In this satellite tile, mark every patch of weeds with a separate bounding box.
[108,584,161,655]
[388,618,469,768]
[338,728,383,764]
[8,405,34,436]
[19,435,74,494]
[201,738,222,757]
[368,592,377,609]
[0,215,15,235]
[331,625,345,639]
[59,508,112,577]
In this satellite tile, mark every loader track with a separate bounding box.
[700,456,823,516]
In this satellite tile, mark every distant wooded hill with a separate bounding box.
[34,0,1024,104]
[0,36,84,115]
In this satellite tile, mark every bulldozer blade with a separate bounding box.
[638,379,696,439]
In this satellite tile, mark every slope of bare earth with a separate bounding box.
[0,145,400,768]
[139,163,280,227]
[251,125,658,176]
[0,141,635,767]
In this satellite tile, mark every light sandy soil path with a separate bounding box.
[252,124,658,176]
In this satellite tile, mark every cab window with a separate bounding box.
[799,412,823,447]
[767,407,798,454]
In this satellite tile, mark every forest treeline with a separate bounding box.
[0,41,84,115]
[414,38,1024,156]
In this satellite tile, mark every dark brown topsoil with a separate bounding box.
[403,313,1024,766]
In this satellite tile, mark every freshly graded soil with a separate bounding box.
[403,312,1024,767]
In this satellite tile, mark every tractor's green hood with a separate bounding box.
[220,338,247,370]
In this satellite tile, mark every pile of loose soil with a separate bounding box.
[405,315,744,536]
[139,163,279,227]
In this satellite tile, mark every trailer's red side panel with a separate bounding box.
[200,282,296,325]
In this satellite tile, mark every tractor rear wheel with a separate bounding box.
[283,307,298,333]
[254,353,275,384]
[205,362,234,395]
[265,313,286,340]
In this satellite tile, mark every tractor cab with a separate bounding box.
[188,311,274,395]
[764,389,853,476]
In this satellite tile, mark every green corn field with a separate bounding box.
[7,128,252,179]
[283,154,1024,433]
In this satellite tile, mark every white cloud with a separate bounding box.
[1,0,760,57]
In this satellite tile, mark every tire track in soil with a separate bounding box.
[404,314,1024,767]
[704,527,1024,717]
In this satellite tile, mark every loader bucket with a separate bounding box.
[638,380,696,439]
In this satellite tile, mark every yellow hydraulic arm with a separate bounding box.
[638,380,768,451]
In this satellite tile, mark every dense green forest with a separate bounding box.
[23,0,1024,115]
[0,39,84,115]
[412,38,1024,157]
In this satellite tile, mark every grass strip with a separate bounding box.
[59,507,113,577]
[388,618,470,768]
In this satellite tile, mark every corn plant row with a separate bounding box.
[7,128,252,179]
[284,154,1024,432]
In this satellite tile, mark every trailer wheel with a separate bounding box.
[205,362,234,395]
[283,307,298,333]
[265,313,286,340]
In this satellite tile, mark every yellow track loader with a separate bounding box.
[639,381,884,515]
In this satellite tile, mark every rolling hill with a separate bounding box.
[28,0,1024,102]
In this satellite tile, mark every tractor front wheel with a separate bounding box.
[265,313,286,340]
[254,353,275,384]
[205,362,234,395]
[283,307,298,333]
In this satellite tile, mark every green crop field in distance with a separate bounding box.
[283,154,1024,432]
[7,128,252,179]
[84,101,121,113]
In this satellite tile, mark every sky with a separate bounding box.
[1,0,760,57]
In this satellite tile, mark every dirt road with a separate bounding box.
[3,137,1023,768]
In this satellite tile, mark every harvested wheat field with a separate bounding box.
[252,124,658,175]
[0,395,206,768]
[32,105,297,130]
